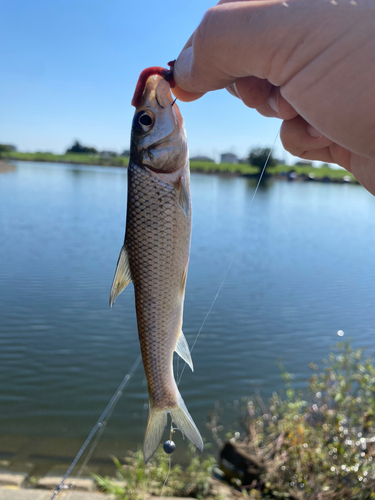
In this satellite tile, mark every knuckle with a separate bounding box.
[199,7,218,34]
[197,5,227,45]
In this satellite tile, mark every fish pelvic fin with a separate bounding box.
[109,245,132,308]
[175,330,194,371]
[143,407,168,463]
[169,393,203,453]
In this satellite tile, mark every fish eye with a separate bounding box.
[139,114,152,126]
[133,111,154,133]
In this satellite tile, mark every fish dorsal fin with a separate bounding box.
[175,330,194,371]
[176,177,189,217]
[109,245,132,308]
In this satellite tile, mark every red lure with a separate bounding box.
[131,61,176,108]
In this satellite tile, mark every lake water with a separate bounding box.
[1,161,375,475]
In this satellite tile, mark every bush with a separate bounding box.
[66,140,98,154]
[209,341,375,499]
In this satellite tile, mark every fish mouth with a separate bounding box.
[155,94,164,109]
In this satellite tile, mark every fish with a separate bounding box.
[109,67,203,463]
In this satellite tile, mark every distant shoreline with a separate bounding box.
[2,153,358,184]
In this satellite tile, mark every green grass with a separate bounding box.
[190,160,260,176]
[190,160,357,182]
[3,152,357,182]
[268,163,357,181]
[3,151,129,167]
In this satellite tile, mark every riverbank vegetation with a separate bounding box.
[209,341,375,499]
[93,341,375,499]
[2,150,130,167]
[1,150,357,183]
[93,445,219,499]
[189,160,356,182]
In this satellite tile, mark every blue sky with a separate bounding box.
[1,0,290,162]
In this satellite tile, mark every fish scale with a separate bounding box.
[126,163,190,409]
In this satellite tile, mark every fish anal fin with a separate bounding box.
[175,330,193,371]
[143,407,168,463]
[109,245,132,308]
[176,176,189,217]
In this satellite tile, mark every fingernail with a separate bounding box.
[227,82,240,99]
[174,47,193,84]
[267,95,279,114]
[307,125,322,138]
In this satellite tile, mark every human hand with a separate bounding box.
[172,0,375,195]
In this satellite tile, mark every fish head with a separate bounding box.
[130,75,187,173]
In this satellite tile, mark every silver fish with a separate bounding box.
[110,69,203,462]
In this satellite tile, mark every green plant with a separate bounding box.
[93,443,217,499]
[209,342,375,499]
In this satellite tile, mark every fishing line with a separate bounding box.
[177,129,280,386]
[159,425,175,497]
[160,454,172,498]
[162,129,280,495]
[49,353,142,500]
[249,131,280,208]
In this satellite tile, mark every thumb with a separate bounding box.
[173,0,296,93]
[173,0,359,94]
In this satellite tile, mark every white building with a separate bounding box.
[220,152,238,164]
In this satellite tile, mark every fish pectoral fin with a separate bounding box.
[143,407,168,463]
[176,176,189,217]
[175,330,194,372]
[109,245,132,308]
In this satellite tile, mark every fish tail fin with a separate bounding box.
[169,392,204,453]
[143,406,168,463]
[143,392,203,463]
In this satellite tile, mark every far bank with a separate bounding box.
[2,152,357,184]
